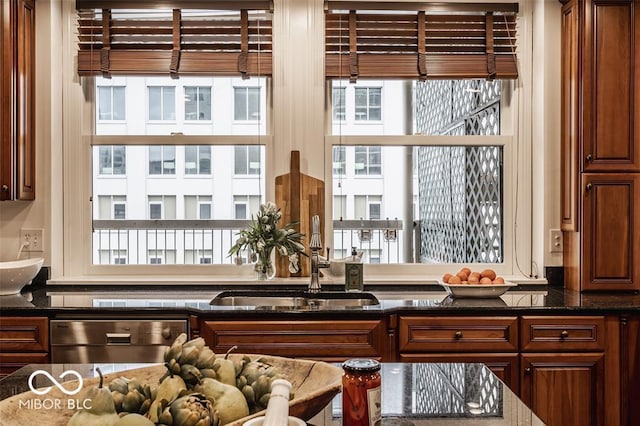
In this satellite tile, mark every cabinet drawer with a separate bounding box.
[520,316,605,352]
[399,316,518,352]
[0,317,49,352]
[201,319,386,361]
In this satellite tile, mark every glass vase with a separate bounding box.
[255,248,276,280]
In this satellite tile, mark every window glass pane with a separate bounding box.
[185,146,197,175]
[96,76,266,136]
[234,146,247,174]
[148,87,162,120]
[332,87,345,121]
[113,87,126,120]
[248,146,261,175]
[332,146,346,175]
[98,87,112,120]
[99,146,112,174]
[163,87,176,120]
[92,145,266,264]
[112,146,126,174]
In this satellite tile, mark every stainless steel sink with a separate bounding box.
[210,290,380,309]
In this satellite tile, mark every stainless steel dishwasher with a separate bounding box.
[50,319,188,363]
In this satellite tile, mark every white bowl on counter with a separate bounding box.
[0,257,44,295]
[242,416,306,426]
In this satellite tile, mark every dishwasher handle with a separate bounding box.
[106,332,132,344]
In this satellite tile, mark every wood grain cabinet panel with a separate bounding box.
[0,316,48,352]
[0,0,35,201]
[398,316,518,353]
[200,319,386,361]
[520,316,605,352]
[0,353,48,378]
[521,353,604,426]
[581,174,640,290]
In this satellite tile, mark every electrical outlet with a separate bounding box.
[20,228,44,252]
[549,229,563,253]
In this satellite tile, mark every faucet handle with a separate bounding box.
[326,247,330,259]
[310,215,322,250]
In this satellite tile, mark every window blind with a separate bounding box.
[325,2,518,81]
[76,0,272,78]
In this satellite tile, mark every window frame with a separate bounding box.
[147,86,176,122]
[184,86,212,122]
[354,87,382,122]
[97,85,126,122]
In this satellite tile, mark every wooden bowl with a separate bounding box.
[0,355,343,426]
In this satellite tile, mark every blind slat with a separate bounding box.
[77,7,272,77]
[325,8,517,80]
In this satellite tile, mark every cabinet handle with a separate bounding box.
[1,184,7,192]
[454,331,463,339]
[560,330,569,339]
[524,367,532,375]
[586,183,592,191]
[586,154,592,162]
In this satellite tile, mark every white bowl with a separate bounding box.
[242,416,306,426]
[0,258,44,295]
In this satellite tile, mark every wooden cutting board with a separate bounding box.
[275,151,325,277]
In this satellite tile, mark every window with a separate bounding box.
[355,87,381,121]
[234,146,262,175]
[333,146,346,176]
[333,195,346,220]
[234,195,261,219]
[98,86,125,120]
[185,87,211,121]
[332,87,346,121]
[185,146,211,175]
[354,146,381,175]
[149,146,176,175]
[149,257,163,264]
[148,86,176,121]
[114,203,126,220]
[355,195,382,220]
[99,146,126,175]
[148,196,176,220]
[97,195,126,220]
[184,195,212,219]
[234,87,260,121]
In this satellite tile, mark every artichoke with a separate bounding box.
[236,358,287,413]
[157,393,219,426]
[109,377,154,415]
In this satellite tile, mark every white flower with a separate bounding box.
[279,246,288,256]
[288,253,298,264]
[256,241,265,251]
[287,228,295,234]
[264,224,271,232]
[264,202,278,214]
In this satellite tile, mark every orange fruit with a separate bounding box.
[456,271,468,281]
[480,277,492,284]
[493,277,505,284]
[468,275,480,284]
[461,267,472,276]
[448,275,462,284]
[442,273,452,283]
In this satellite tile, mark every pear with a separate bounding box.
[213,345,238,386]
[194,377,250,425]
[147,364,187,423]
[67,368,119,426]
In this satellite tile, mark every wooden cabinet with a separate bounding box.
[198,318,388,362]
[561,0,640,291]
[0,316,49,377]
[520,316,607,426]
[0,0,35,201]
[620,315,640,425]
[398,316,519,391]
[520,353,604,426]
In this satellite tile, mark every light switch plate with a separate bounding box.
[549,229,563,253]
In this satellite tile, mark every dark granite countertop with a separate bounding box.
[0,362,543,425]
[1,282,640,317]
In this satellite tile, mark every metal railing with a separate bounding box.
[91,219,418,265]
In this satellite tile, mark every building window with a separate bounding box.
[148,86,176,120]
[185,146,212,175]
[149,257,163,264]
[99,146,126,175]
[199,202,211,219]
[333,195,346,220]
[234,146,262,175]
[354,146,382,175]
[332,87,346,121]
[149,146,176,175]
[355,87,381,121]
[185,195,212,219]
[149,203,162,219]
[98,195,126,220]
[98,86,125,121]
[333,146,346,176]
[355,195,382,220]
[200,257,212,264]
[234,87,260,121]
[148,195,176,220]
[113,203,126,220]
[234,195,261,219]
[185,86,211,121]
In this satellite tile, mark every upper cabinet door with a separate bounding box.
[582,0,640,172]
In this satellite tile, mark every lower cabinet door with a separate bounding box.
[520,353,604,426]
[400,353,519,393]
[0,353,49,378]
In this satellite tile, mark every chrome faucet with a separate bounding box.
[309,215,330,293]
